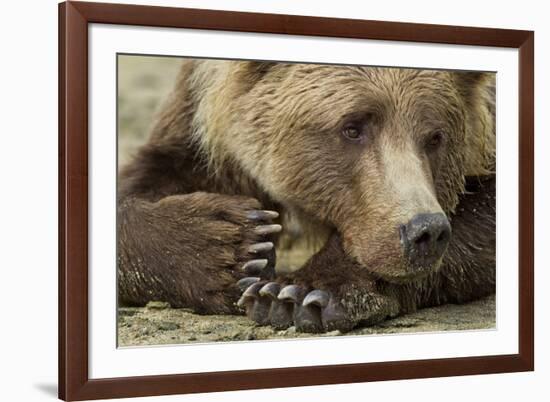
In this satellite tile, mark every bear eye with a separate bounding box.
[426,130,445,150]
[341,113,376,143]
[342,124,363,141]
[342,125,362,141]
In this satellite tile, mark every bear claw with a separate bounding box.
[242,259,269,275]
[241,210,279,280]
[259,282,281,299]
[253,224,282,236]
[302,289,329,308]
[247,210,280,220]
[237,277,260,291]
[237,281,263,307]
[247,242,274,254]
[237,280,352,333]
[237,281,274,325]
[278,285,306,303]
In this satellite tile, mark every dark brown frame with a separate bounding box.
[59,1,534,400]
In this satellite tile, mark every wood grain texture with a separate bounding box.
[58,1,534,400]
[518,32,535,370]
[59,2,89,400]
[72,1,531,47]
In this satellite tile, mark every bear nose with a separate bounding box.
[400,213,451,271]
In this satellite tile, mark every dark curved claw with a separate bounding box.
[237,282,264,308]
[247,210,279,221]
[246,221,279,282]
[253,224,282,236]
[242,259,268,275]
[303,289,330,308]
[259,282,281,299]
[298,290,349,333]
[246,242,275,279]
[237,277,260,292]
[247,242,274,254]
[237,281,273,326]
[294,289,344,333]
[277,285,306,304]
[304,290,352,333]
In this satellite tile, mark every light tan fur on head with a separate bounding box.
[184,60,495,280]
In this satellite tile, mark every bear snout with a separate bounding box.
[400,213,451,272]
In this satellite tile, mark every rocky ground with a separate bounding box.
[118,295,495,347]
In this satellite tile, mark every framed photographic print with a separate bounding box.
[59,1,534,400]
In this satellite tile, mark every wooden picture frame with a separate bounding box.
[59,1,534,400]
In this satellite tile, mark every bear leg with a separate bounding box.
[117,192,280,314]
[426,174,496,307]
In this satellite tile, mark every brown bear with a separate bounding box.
[117,60,495,333]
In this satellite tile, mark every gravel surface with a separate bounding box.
[118,295,495,347]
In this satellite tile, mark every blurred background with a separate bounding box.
[117,54,183,166]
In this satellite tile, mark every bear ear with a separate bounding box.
[231,61,279,93]
[245,61,277,76]
[237,61,278,83]
[452,71,495,99]
[453,71,496,177]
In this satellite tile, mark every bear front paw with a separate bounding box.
[118,192,283,311]
[236,279,360,333]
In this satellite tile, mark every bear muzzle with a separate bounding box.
[399,212,451,272]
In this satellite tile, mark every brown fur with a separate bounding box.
[117,59,495,325]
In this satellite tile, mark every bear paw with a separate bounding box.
[236,279,357,333]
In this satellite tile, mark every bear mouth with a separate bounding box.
[363,256,446,284]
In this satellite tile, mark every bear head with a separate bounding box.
[192,61,495,283]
